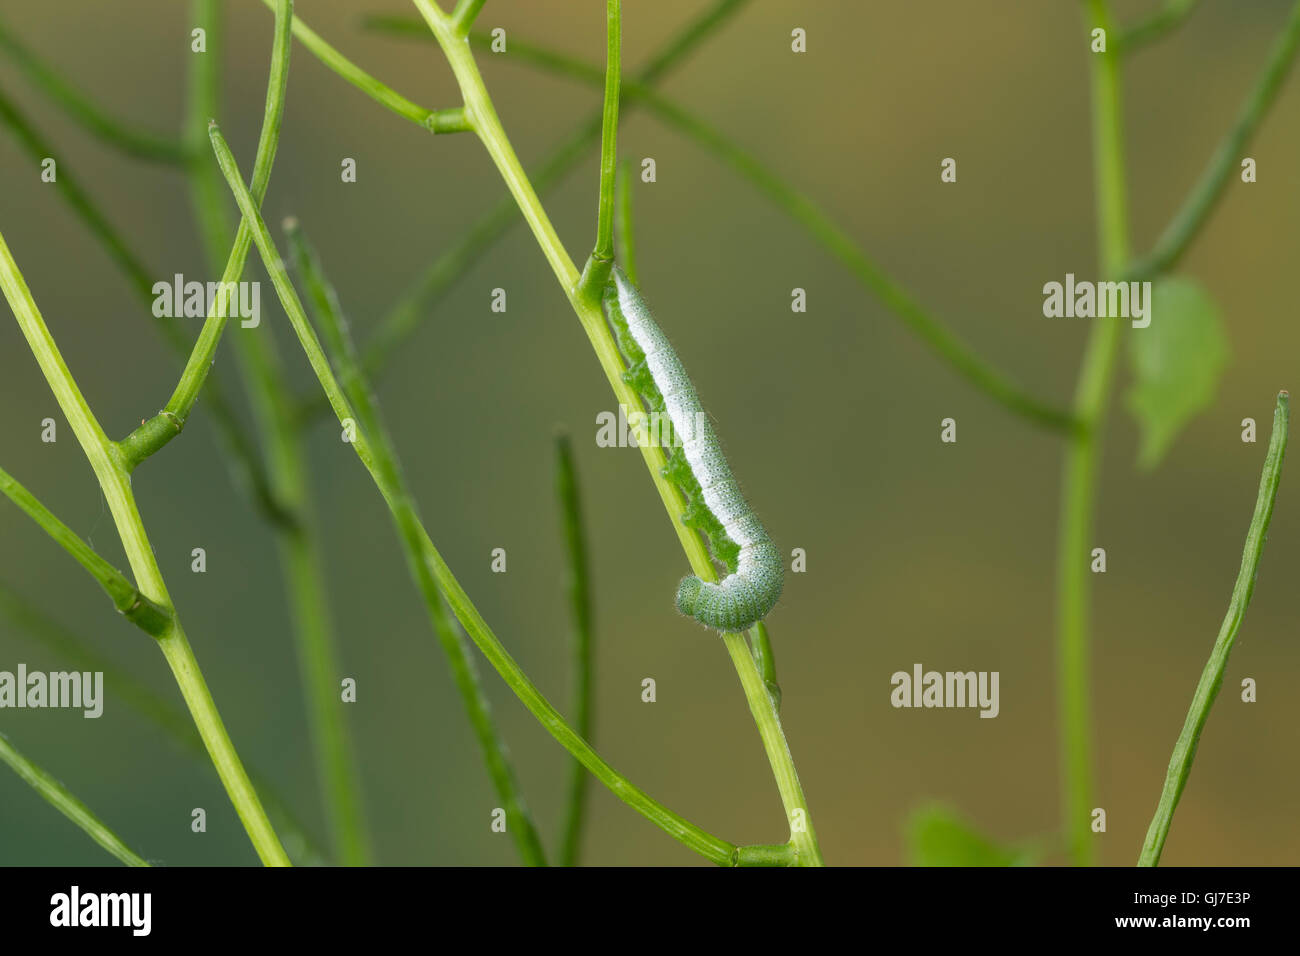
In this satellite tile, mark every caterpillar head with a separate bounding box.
[675,575,704,617]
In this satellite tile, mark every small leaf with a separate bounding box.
[1126,277,1229,470]
[905,805,1033,867]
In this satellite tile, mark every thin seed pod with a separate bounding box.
[605,265,783,632]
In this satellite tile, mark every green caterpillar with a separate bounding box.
[604,266,783,633]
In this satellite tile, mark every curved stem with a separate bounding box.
[1126,0,1300,280]
[1138,393,1289,866]
[122,0,293,465]
[0,85,294,529]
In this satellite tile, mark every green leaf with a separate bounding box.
[905,805,1034,867]
[1126,277,1229,469]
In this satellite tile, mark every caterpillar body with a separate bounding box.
[604,265,784,633]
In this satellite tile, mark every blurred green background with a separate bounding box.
[1,0,1297,866]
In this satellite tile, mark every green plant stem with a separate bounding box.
[1117,0,1199,54]
[0,580,329,864]
[723,634,822,864]
[1057,0,1131,869]
[336,0,752,396]
[1138,392,1289,866]
[457,31,1079,435]
[211,129,734,865]
[284,219,544,866]
[0,229,289,866]
[451,0,488,35]
[254,0,460,130]
[0,13,187,164]
[750,621,781,712]
[0,87,294,530]
[582,0,621,291]
[0,732,150,866]
[121,0,293,466]
[734,843,795,866]
[615,158,639,284]
[1126,0,1300,281]
[0,466,170,635]
[413,0,824,865]
[553,432,594,866]
[181,0,371,867]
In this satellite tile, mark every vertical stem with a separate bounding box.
[414,0,822,864]
[724,635,821,865]
[615,158,638,283]
[1057,0,1130,867]
[182,0,371,866]
[554,433,594,866]
[593,0,621,263]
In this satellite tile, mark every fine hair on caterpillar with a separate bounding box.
[604,265,784,633]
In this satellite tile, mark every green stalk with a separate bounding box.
[750,621,782,712]
[615,158,639,284]
[121,0,293,466]
[450,0,488,35]
[1138,393,1289,866]
[723,634,822,865]
[412,0,823,865]
[341,0,753,390]
[0,87,294,529]
[0,581,329,864]
[554,432,594,866]
[0,465,170,634]
[579,0,621,298]
[210,125,734,865]
[0,229,289,866]
[254,0,463,129]
[0,732,150,866]
[285,220,544,866]
[1126,1,1300,280]
[180,0,371,866]
[1057,0,1131,868]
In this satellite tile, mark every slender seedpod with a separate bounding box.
[605,265,784,632]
